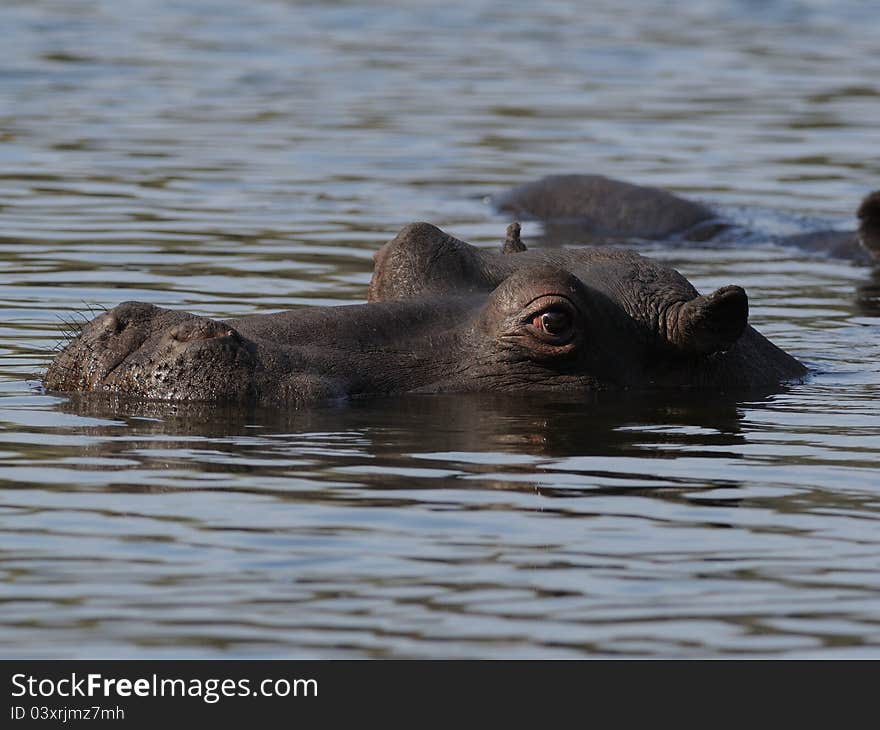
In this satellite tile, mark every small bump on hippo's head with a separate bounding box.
[502,222,528,254]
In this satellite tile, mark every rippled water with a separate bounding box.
[2,0,880,657]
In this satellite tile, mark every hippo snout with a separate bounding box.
[44,303,258,402]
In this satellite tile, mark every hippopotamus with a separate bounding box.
[493,174,880,263]
[43,222,806,406]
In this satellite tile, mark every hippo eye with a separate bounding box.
[525,301,577,346]
[533,309,571,336]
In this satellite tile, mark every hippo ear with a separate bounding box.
[858,190,880,260]
[668,285,749,356]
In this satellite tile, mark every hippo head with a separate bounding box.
[43,223,806,405]
[371,222,769,359]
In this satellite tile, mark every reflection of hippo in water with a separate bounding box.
[493,174,880,263]
[44,219,806,406]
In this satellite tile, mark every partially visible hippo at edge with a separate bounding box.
[493,174,880,263]
[44,223,806,406]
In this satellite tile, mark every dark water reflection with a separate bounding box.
[2,0,880,657]
[57,389,752,450]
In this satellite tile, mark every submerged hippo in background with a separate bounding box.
[493,174,880,263]
[44,222,806,406]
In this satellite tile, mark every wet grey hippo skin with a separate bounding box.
[45,223,806,405]
[493,174,880,263]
